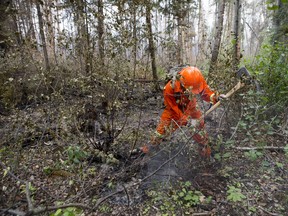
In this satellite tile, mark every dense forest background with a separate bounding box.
[0,0,287,215]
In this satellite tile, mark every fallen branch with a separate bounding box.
[29,203,92,215]
[258,206,281,216]
[192,212,212,216]
[234,146,286,151]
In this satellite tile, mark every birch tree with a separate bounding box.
[209,0,226,74]
[36,0,50,70]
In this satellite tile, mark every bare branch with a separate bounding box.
[234,146,286,151]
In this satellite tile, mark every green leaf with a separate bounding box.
[214,153,221,160]
[227,186,246,202]
[276,162,283,168]
[223,152,231,158]
[184,181,191,187]
[267,5,279,10]
[54,209,62,216]
[184,194,193,201]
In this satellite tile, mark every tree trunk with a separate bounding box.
[26,0,36,42]
[145,0,159,91]
[177,17,184,65]
[209,0,226,74]
[196,0,203,64]
[0,0,11,56]
[97,0,105,68]
[272,0,288,43]
[84,2,92,74]
[44,0,58,65]
[132,3,138,79]
[233,0,242,71]
[36,0,50,70]
[10,1,22,47]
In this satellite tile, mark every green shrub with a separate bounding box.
[250,42,288,108]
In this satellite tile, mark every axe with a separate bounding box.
[203,66,256,118]
[203,81,245,118]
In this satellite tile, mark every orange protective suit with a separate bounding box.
[154,67,217,156]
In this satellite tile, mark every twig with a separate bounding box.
[258,206,281,216]
[192,212,212,216]
[122,184,130,207]
[93,187,125,210]
[216,102,231,133]
[26,182,34,211]
[0,161,26,184]
[2,209,26,216]
[128,110,143,159]
[228,105,243,141]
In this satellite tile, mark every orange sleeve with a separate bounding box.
[200,79,216,104]
[163,82,185,119]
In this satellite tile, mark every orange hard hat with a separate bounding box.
[179,67,204,94]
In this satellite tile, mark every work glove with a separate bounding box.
[180,115,189,126]
[210,92,220,105]
[130,144,150,155]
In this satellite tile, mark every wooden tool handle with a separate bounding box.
[203,81,244,118]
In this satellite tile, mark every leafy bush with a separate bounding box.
[250,42,288,108]
[144,181,208,215]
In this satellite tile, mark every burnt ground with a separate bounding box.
[0,83,287,216]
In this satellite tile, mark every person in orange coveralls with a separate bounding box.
[139,66,220,158]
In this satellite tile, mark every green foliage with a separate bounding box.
[144,181,207,215]
[249,42,288,108]
[227,185,246,203]
[244,150,263,161]
[99,204,112,213]
[285,145,288,159]
[50,207,82,216]
[65,146,88,165]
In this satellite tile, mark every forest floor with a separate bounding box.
[0,82,287,216]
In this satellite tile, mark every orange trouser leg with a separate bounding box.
[156,99,208,146]
[156,108,178,136]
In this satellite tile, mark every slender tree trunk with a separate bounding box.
[145,0,159,91]
[0,0,11,56]
[177,17,184,65]
[36,0,50,70]
[84,2,92,73]
[209,0,226,74]
[132,3,138,79]
[26,0,36,42]
[97,0,105,67]
[44,0,58,65]
[233,0,242,71]
[196,0,202,64]
[10,1,22,46]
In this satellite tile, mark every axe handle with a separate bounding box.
[204,101,221,117]
[223,81,245,99]
[203,81,244,118]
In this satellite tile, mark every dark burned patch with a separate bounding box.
[190,164,227,196]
